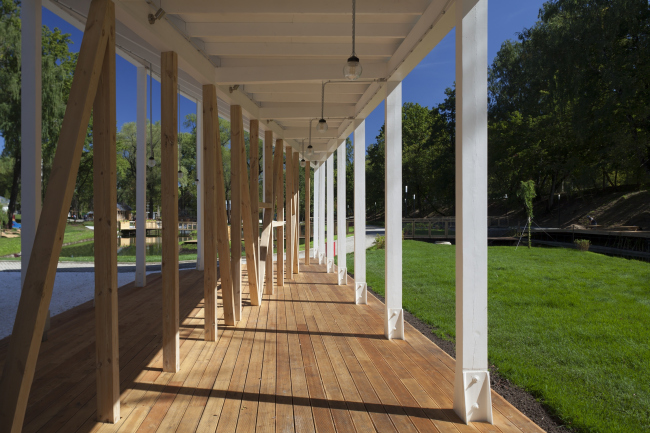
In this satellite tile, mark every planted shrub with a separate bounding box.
[374,235,386,249]
[574,239,590,251]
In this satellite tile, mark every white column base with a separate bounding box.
[319,252,325,265]
[454,370,493,424]
[337,267,347,286]
[355,282,367,305]
[384,308,404,340]
[326,258,334,273]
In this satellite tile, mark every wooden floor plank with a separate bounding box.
[0,262,543,433]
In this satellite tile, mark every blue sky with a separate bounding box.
[0,1,547,152]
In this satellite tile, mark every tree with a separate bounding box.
[516,180,536,248]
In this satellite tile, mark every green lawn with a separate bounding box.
[347,241,650,433]
[0,223,94,256]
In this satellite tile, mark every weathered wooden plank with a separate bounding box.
[0,0,112,429]
[161,51,180,374]
[274,282,294,432]
[92,4,119,421]
[255,290,277,433]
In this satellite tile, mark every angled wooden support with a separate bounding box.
[264,130,274,294]
[161,51,180,373]
[232,105,260,306]
[250,119,260,290]
[205,86,235,327]
[305,161,311,265]
[293,151,300,274]
[92,2,119,422]
[285,147,294,278]
[0,0,112,430]
[230,106,242,320]
[274,139,285,287]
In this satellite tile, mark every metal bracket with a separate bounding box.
[456,370,493,424]
[338,267,347,285]
[355,282,367,305]
[385,308,404,340]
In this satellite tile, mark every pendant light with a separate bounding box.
[307,118,315,158]
[317,81,328,133]
[147,65,156,168]
[177,86,183,180]
[343,0,362,80]
[300,140,307,167]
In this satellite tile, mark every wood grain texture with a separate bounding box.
[92,4,119,422]
[263,131,274,295]
[249,119,260,282]
[160,51,179,373]
[0,263,543,433]
[273,139,285,287]
[230,105,242,321]
[0,0,112,430]
[305,161,311,265]
[232,105,260,306]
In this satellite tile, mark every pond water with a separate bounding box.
[59,236,194,258]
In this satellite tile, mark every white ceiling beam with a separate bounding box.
[387,0,455,81]
[123,0,431,15]
[259,104,354,119]
[215,62,387,84]
[204,42,397,57]
[244,83,369,94]
[186,22,411,38]
[253,93,359,104]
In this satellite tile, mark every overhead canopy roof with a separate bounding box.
[44,0,455,162]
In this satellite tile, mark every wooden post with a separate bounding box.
[305,161,311,265]
[202,89,217,340]
[232,105,260,305]
[285,147,294,278]
[0,0,112,430]
[264,130,274,294]
[337,142,346,285]
[231,106,242,320]
[206,86,235,326]
[93,4,119,421]
[250,119,260,288]
[135,66,147,287]
[293,151,300,273]
[274,139,285,287]
[354,120,367,304]
[161,51,179,373]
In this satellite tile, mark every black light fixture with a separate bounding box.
[300,140,307,167]
[343,0,362,80]
[317,81,328,133]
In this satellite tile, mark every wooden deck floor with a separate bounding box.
[0,261,544,433]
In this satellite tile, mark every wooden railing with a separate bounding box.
[402,217,511,239]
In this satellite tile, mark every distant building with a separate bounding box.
[117,203,132,221]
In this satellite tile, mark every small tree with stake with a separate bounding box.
[517,180,536,248]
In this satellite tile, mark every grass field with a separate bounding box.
[0,223,94,257]
[348,241,650,433]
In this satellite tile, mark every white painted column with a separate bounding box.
[135,66,147,287]
[313,164,319,260]
[195,99,204,271]
[336,141,347,285]
[454,0,492,424]
[326,154,334,273]
[384,80,404,340]
[318,162,327,265]
[20,0,42,287]
[354,120,367,304]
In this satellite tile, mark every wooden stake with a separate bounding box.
[274,139,285,287]
[285,148,294,278]
[250,119,260,286]
[232,105,260,305]
[293,151,300,274]
[231,106,242,320]
[264,131,274,294]
[0,0,112,430]
[161,51,179,373]
[305,161,311,265]
[93,2,119,421]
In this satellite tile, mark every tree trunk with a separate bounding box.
[8,154,21,216]
[547,172,557,211]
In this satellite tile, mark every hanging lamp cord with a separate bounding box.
[352,0,356,56]
[321,81,325,119]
